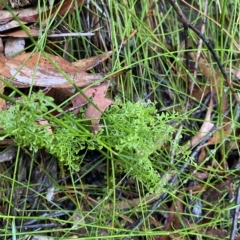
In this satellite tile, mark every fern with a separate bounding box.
[0,92,178,192]
[100,100,177,192]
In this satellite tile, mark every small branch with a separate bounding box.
[193,0,208,87]
[47,32,95,37]
[9,223,65,230]
[166,0,240,105]
[194,0,208,76]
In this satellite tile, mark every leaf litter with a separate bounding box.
[0,0,240,239]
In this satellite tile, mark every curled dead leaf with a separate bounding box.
[71,88,96,114]
[72,51,112,71]
[0,8,37,32]
[84,82,114,132]
[190,97,214,147]
[0,52,105,88]
[189,52,228,114]
[0,0,84,31]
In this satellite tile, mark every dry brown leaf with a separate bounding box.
[46,0,84,18]
[193,171,209,180]
[189,52,228,114]
[190,97,214,147]
[159,195,185,240]
[71,88,96,114]
[206,121,232,146]
[198,148,206,164]
[0,0,84,31]
[189,53,232,146]
[0,52,105,88]
[0,28,43,38]
[18,0,84,22]
[203,178,232,204]
[84,82,114,132]
[72,51,112,71]
[36,120,52,134]
[202,229,233,239]
[0,8,37,32]
[230,68,240,80]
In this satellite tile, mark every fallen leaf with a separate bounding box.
[0,8,37,32]
[18,0,84,22]
[71,88,96,114]
[230,68,240,80]
[0,28,44,38]
[72,51,112,71]
[84,82,114,132]
[189,52,231,147]
[159,195,185,240]
[190,97,214,147]
[49,0,84,18]
[206,120,232,146]
[0,52,105,88]
[0,0,84,31]
[197,148,206,164]
[36,120,53,134]
[189,52,228,114]
[202,228,239,239]
[200,179,236,233]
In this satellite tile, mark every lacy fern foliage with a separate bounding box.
[0,92,177,191]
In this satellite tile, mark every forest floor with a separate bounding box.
[0,0,240,239]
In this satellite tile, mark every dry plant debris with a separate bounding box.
[0,52,106,88]
[0,0,240,239]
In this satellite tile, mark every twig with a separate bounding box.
[170,0,208,165]
[22,211,69,226]
[55,102,89,118]
[166,0,240,105]
[190,0,208,99]
[47,32,95,37]
[10,223,65,230]
[193,0,208,81]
